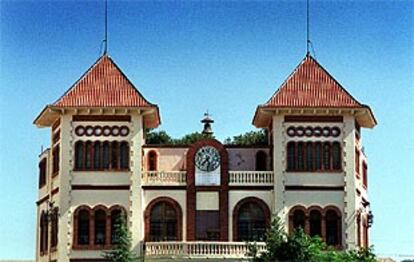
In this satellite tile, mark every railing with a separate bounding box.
[229,171,274,186]
[142,171,187,186]
[145,241,266,258]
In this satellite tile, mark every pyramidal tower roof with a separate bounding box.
[253,54,376,128]
[34,54,160,128]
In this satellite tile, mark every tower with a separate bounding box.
[253,54,376,249]
[34,54,160,262]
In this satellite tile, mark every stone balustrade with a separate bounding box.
[142,171,187,186]
[144,241,266,258]
[141,171,274,186]
[228,171,274,186]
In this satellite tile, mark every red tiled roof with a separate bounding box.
[53,55,155,108]
[263,54,363,108]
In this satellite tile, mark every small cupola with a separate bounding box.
[201,112,214,136]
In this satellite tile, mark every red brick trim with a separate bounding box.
[285,185,344,191]
[232,197,271,241]
[284,115,343,123]
[71,185,130,190]
[144,197,182,241]
[73,205,127,250]
[52,118,61,131]
[142,186,187,190]
[186,139,229,241]
[51,187,59,196]
[72,115,131,122]
[142,144,190,148]
[288,205,342,248]
[229,186,274,190]
[36,195,50,205]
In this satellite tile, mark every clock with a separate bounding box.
[195,146,220,172]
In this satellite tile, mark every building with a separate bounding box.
[34,53,376,261]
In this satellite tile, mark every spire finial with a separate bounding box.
[306,0,310,55]
[103,0,108,54]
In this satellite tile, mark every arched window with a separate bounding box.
[297,142,305,170]
[38,159,47,188]
[309,210,322,237]
[75,142,84,170]
[110,209,124,244]
[236,202,267,241]
[94,209,106,245]
[103,142,110,169]
[77,210,90,245]
[111,141,119,169]
[148,201,179,241]
[85,141,92,170]
[332,142,341,170]
[120,142,129,169]
[255,151,267,171]
[287,142,296,171]
[93,142,101,169]
[292,209,306,230]
[148,151,157,171]
[51,208,58,248]
[325,209,341,246]
[306,142,314,171]
[40,211,48,253]
[315,142,322,170]
[323,142,331,170]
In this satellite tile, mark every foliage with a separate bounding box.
[102,216,139,262]
[248,217,376,262]
[144,129,212,145]
[224,130,267,146]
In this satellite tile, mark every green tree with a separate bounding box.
[173,132,211,145]
[248,217,376,262]
[145,129,173,144]
[103,216,139,262]
[224,130,267,146]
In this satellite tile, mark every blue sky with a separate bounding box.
[0,0,413,260]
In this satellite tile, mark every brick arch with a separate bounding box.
[323,205,342,247]
[73,205,92,249]
[308,205,324,216]
[186,139,229,241]
[232,197,271,241]
[288,205,308,233]
[144,197,183,241]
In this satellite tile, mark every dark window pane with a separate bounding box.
[293,210,306,230]
[326,210,340,246]
[287,143,296,171]
[332,142,341,170]
[150,202,178,241]
[148,151,157,171]
[111,141,119,169]
[111,210,123,244]
[297,142,304,170]
[75,142,84,169]
[315,143,322,170]
[306,142,314,171]
[309,210,322,237]
[93,142,101,169]
[85,142,92,169]
[78,210,89,245]
[94,210,106,245]
[103,143,110,169]
[323,143,331,170]
[255,151,267,171]
[237,202,267,241]
[120,142,129,169]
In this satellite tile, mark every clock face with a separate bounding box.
[195,146,220,172]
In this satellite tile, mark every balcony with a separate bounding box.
[141,171,274,187]
[229,171,274,186]
[145,241,265,259]
[142,171,187,186]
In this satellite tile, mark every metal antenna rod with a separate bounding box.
[104,0,108,54]
[306,0,310,54]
